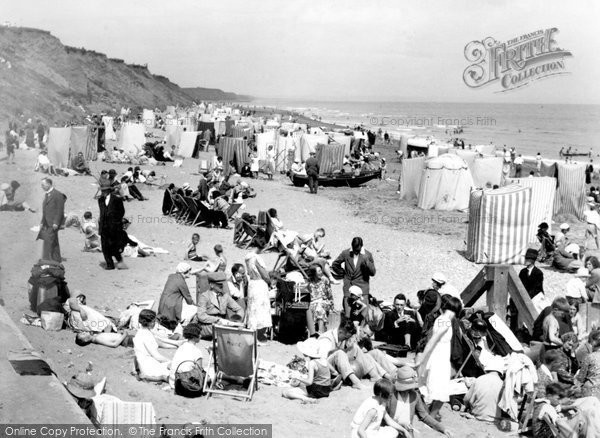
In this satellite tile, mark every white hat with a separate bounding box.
[240,181,249,188]
[432,272,447,285]
[349,285,363,297]
[297,338,322,359]
[182,182,190,189]
[0,183,9,191]
[575,267,590,278]
[565,243,580,255]
[560,223,570,230]
[176,262,192,274]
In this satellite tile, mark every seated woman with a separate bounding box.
[0,181,35,212]
[267,208,298,250]
[34,150,57,175]
[81,211,101,252]
[537,222,555,260]
[553,243,583,273]
[133,310,172,382]
[306,265,334,337]
[168,323,204,390]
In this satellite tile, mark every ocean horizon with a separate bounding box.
[250,98,600,160]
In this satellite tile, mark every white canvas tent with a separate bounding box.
[178,131,200,158]
[102,116,117,141]
[117,123,146,155]
[142,109,155,128]
[417,154,474,211]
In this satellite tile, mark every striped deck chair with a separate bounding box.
[203,325,258,402]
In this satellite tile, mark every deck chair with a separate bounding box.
[183,196,202,226]
[195,200,213,227]
[226,203,242,221]
[203,325,258,402]
[518,390,537,434]
[233,217,254,247]
[244,211,269,249]
[172,194,191,224]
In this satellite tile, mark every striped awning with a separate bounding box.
[553,163,586,220]
[315,143,345,174]
[506,177,556,241]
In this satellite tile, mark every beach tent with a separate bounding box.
[276,134,295,172]
[466,185,532,264]
[199,113,213,123]
[217,137,249,174]
[399,156,427,201]
[102,117,117,141]
[417,154,474,211]
[46,127,73,168]
[142,109,155,128]
[69,126,97,165]
[399,135,409,157]
[117,123,146,155]
[553,163,587,220]
[197,121,215,143]
[470,157,503,188]
[474,144,496,156]
[164,125,195,149]
[315,143,345,175]
[165,106,176,116]
[452,149,477,168]
[294,134,329,162]
[178,131,200,158]
[232,125,253,139]
[506,176,556,241]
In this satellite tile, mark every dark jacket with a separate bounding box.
[157,273,194,326]
[98,194,125,236]
[331,248,376,296]
[305,157,320,176]
[518,266,544,298]
[41,189,66,229]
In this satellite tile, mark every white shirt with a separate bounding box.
[38,154,50,166]
[584,209,600,227]
[566,277,587,301]
[168,341,203,388]
[105,193,111,206]
[514,157,524,165]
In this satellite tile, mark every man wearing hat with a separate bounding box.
[305,151,320,194]
[38,177,67,262]
[463,360,504,423]
[416,274,445,340]
[510,248,544,331]
[98,179,126,270]
[387,366,451,436]
[157,263,195,330]
[195,271,244,339]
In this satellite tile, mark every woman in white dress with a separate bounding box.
[133,310,171,382]
[245,248,272,342]
[414,295,462,421]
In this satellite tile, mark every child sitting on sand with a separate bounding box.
[81,211,101,252]
[282,338,338,404]
[190,244,227,274]
[350,378,409,438]
[186,233,208,262]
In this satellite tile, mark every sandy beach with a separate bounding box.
[0,126,587,437]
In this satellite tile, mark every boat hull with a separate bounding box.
[289,170,382,188]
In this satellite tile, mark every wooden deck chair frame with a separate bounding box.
[165,189,178,217]
[454,330,484,378]
[203,325,258,402]
[195,200,213,227]
[233,218,254,247]
[226,203,242,221]
[173,194,191,224]
[273,247,308,279]
[183,196,202,226]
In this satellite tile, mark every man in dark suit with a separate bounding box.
[331,236,376,316]
[195,272,244,339]
[510,248,544,331]
[38,178,66,262]
[98,182,126,270]
[382,294,419,348]
[305,151,320,194]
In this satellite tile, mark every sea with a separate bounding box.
[249,99,600,160]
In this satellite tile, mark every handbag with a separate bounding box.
[174,360,205,398]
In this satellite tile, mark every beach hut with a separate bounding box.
[46,126,97,169]
[506,176,556,241]
[117,123,146,155]
[142,109,155,128]
[331,134,352,157]
[399,156,427,201]
[217,137,249,174]
[294,134,329,162]
[417,154,474,211]
[256,131,277,160]
[470,156,504,188]
[553,162,587,220]
[466,185,532,265]
[315,143,345,175]
[177,131,200,158]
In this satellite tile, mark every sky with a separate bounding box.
[3,0,599,104]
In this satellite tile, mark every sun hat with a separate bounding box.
[240,181,249,188]
[565,243,580,255]
[431,272,446,285]
[560,223,570,230]
[0,183,9,191]
[176,262,192,274]
[349,285,363,297]
[393,366,419,391]
[297,338,321,359]
[575,267,590,278]
[66,373,100,399]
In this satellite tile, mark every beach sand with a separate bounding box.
[0,131,586,437]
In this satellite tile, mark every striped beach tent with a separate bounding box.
[553,163,587,220]
[506,177,556,241]
[315,143,345,175]
[466,185,532,264]
[217,137,248,174]
[399,156,426,201]
[232,125,253,139]
[69,126,97,164]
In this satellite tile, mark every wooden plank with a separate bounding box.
[507,270,538,332]
[461,267,491,307]
[488,266,509,321]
